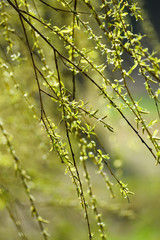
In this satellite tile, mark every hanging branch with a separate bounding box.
[0,123,49,240]
[7,206,29,240]
[54,50,92,240]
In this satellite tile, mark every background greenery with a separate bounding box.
[0,0,160,239]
